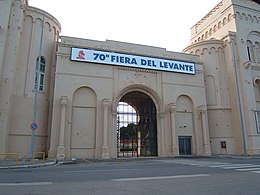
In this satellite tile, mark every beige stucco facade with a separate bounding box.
[183,0,260,155]
[48,37,210,159]
[0,0,60,157]
[0,0,259,159]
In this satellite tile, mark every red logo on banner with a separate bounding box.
[76,50,85,59]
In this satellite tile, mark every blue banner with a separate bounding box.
[71,48,195,74]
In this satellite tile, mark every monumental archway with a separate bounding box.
[116,91,158,157]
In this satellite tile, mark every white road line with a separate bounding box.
[189,163,209,166]
[198,164,231,167]
[0,182,53,186]
[112,174,210,182]
[197,163,231,167]
[174,161,229,165]
[171,160,260,173]
[65,168,138,173]
[251,171,260,174]
[222,165,260,169]
[197,162,229,165]
[175,161,232,167]
[177,162,231,167]
[236,167,260,171]
[209,163,247,168]
[221,164,256,169]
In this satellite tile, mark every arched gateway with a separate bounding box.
[49,39,211,160]
[117,92,157,157]
[112,85,164,158]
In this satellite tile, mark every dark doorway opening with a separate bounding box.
[117,91,158,158]
[178,136,192,155]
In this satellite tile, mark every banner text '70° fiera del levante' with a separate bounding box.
[71,48,195,74]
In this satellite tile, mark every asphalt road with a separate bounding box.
[1,157,260,195]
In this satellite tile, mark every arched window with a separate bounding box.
[247,31,260,63]
[255,42,260,63]
[255,79,260,133]
[35,56,46,91]
[254,79,260,108]
[247,41,255,61]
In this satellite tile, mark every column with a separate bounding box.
[199,105,211,156]
[102,98,110,158]
[158,112,165,157]
[112,110,117,158]
[56,96,68,160]
[168,103,178,156]
[138,131,141,156]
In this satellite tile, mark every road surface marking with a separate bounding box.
[236,167,260,171]
[0,182,52,186]
[171,159,260,174]
[221,164,255,169]
[65,168,138,173]
[112,174,210,182]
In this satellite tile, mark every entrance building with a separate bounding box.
[1,0,259,159]
[49,37,211,159]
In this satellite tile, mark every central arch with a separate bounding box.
[117,91,157,157]
[113,85,163,158]
[112,84,163,113]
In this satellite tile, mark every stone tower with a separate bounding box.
[184,0,260,155]
[0,0,61,157]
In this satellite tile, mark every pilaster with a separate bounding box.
[168,103,178,156]
[102,98,110,159]
[158,111,165,157]
[56,96,68,160]
[198,105,211,156]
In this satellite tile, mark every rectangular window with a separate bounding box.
[35,56,46,91]
[247,46,251,61]
[34,74,38,89]
[39,74,44,91]
[40,64,45,72]
[254,111,260,133]
[35,73,44,91]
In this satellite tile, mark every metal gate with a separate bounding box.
[117,98,157,158]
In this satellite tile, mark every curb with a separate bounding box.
[1,155,260,169]
[212,154,260,159]
[0,161,57,170]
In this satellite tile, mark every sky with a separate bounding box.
[29,0,220,52]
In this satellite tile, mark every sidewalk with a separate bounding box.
[1,155,260,169]
[0,157,165,169]
[0,158,57,169]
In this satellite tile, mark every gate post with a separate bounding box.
[158,112,165,157]
[112,110,118,158]
[169,103,178,156]
[102,98,110,158]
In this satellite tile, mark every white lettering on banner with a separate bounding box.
[70,48,195,74]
